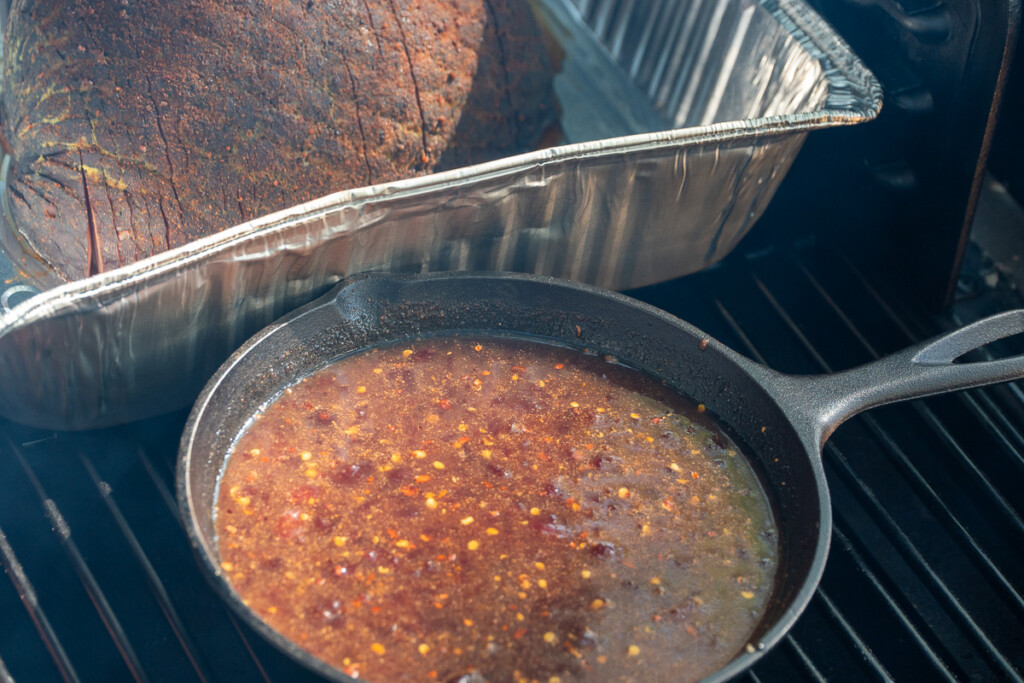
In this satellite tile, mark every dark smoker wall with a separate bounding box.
[747,0,1020,313]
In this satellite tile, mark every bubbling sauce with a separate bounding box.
[216,336,778,682]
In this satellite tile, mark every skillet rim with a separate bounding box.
[176,270,833,683]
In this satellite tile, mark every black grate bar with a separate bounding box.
[906,401,1024,534]
[789,254,885,358]
[136,446,183,525]
[226,613,273,683]
[965,389,1024,470]
[790,252,1024,617]
[11,445,150,683]
[856,412,1024,620]
[826,442,1022,679]
[0,526,80,683]
[802,250,1024,511]
[830,525,959,680]
[753,265,1024,675]
[1000,379,1024,419]
[135,441,278,680]
[39,505,149,683]
[831,249,921,343]
[714,292,991,676]
[814,588,893,681]
[724,265,1023,677]
[749,274,835,371]
[713,298,769,364]
[77,453,211,683]
[815,249,1024,492]
[745,669,764,683]
[783,635,827,682]
[751,262,1024,538]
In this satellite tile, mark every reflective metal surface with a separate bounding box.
[0,0,881,429]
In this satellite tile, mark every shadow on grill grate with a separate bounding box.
[1,242,1022,682]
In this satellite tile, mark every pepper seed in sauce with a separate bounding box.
[216,336,778,682]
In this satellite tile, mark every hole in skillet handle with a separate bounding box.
[797,309,1024,448]
[915,309,1024,366]
[929,310,1024,365]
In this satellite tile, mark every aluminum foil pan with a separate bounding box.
[0,0,881,430]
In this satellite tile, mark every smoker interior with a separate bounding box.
[1,238,1023,682]
[3,0,1024,679]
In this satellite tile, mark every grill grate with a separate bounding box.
[1,241,1023,682]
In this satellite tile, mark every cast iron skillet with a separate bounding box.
[177,271,1024,682]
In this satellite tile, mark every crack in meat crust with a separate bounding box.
[1,0,557,281]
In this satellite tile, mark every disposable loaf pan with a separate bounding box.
[0,0,881,430]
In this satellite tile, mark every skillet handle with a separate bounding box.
[783,309,1024,449]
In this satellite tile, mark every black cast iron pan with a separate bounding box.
[177,271,1024,682]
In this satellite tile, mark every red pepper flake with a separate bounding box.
[554,363,564,370]
[439,399,451,410]
[699,339,710,350]
[513,628,527,639]
[386,528,398,539]
[400,485,418,497]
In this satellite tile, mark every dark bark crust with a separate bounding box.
[1,0,557,281]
